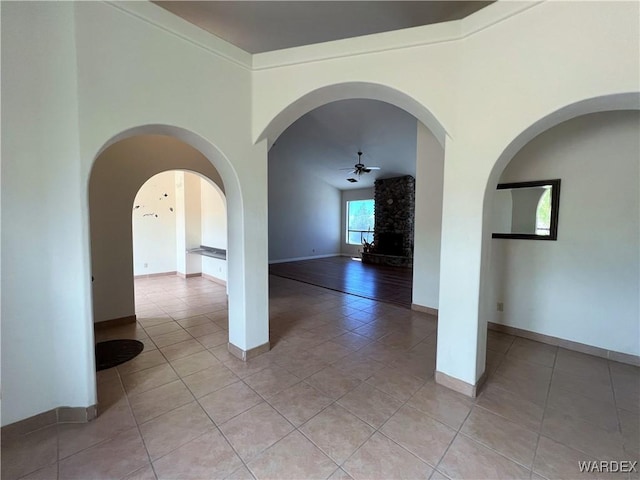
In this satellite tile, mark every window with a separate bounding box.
[535,187,552,235]
[346,199,374,245]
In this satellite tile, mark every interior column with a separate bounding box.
[435,138,487,396]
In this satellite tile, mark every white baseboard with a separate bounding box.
[488,322,640,367]
[202,272,227,286]
[2,405,97,436]
[411,304,438,317]
[177,272,202,278]
[435,370,487,398]
[269,253,342,264]
[134,271,177,279]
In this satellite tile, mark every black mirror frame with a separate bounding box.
[492,179,561,240]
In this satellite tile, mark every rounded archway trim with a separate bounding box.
[254,81,449,149]
[90,124,242,202]
[485,92,640,198]
[475,91,640,357]
[88,125,246,328]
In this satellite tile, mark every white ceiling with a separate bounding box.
[154,1,492,54]
[269,99,418,190]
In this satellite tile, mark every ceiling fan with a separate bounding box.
[340,151,380,182]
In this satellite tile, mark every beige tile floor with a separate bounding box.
[2,275,639,480]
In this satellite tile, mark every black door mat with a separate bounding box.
[95,339,144,371]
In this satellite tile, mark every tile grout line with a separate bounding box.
[529,342,557,480]
[104,367,145,478]
[204,412,256,478]
[136,280,245,476]
[115,368,158,480]
[83,274,635,480]
[534,352,629,472]
[606,359,631,480]
[56,418,61,480]
[529,347,558,478]
[293,369,420,476]
[430,398,475,479]
[133,308,226,466]
[431,339,548,478]
[216,379,306,478]
[248,330,434,476]
[607,359,624,436]
[55,374,140,465]
[367,379,441,475]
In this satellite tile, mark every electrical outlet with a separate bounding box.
[312,248,315,253]
[144,263,148,268]
[497,302,504,312]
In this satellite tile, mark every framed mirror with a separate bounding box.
[492,179,561,240]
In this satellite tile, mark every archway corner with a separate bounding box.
[253,81,450,150]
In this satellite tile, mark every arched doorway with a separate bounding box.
[131,170,228,288]
[257,83,447,381]
[257,82,447,308]
[480,94,638,390]
[482,108,639,364]
[87,125,268,369]
[89,134,226,327]
[130,170,229,340]
[124,170,231,398]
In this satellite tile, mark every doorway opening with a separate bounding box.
[130,169,229,349]
[132,170,228,287]
[267,98,441,309]
[89,133,237,424]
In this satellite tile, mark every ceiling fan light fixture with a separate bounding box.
[340,151,380,182]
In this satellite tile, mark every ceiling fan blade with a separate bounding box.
[342,152,378,181]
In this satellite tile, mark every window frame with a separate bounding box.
[345,198,375,246]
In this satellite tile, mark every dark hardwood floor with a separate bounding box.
[269,256,413,307]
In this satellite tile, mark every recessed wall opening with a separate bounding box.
[132,170,228,286]
[485,110,640,373]
[89,134,234,415]
[267,97,443,310]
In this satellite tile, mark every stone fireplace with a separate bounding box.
[376,232,404,256]
[362,175,415,267]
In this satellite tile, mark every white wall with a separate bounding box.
[1,2,94,426]
[268,122,342,262]
[201,178,228,283]
[490,111,640,356]
[412,123,444,310]
[132,171,178,275]
[341,188,375,257]
[176,172,203,276]
[132,171,227,281]
[2,0,638,426]
[175,172,187,275]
